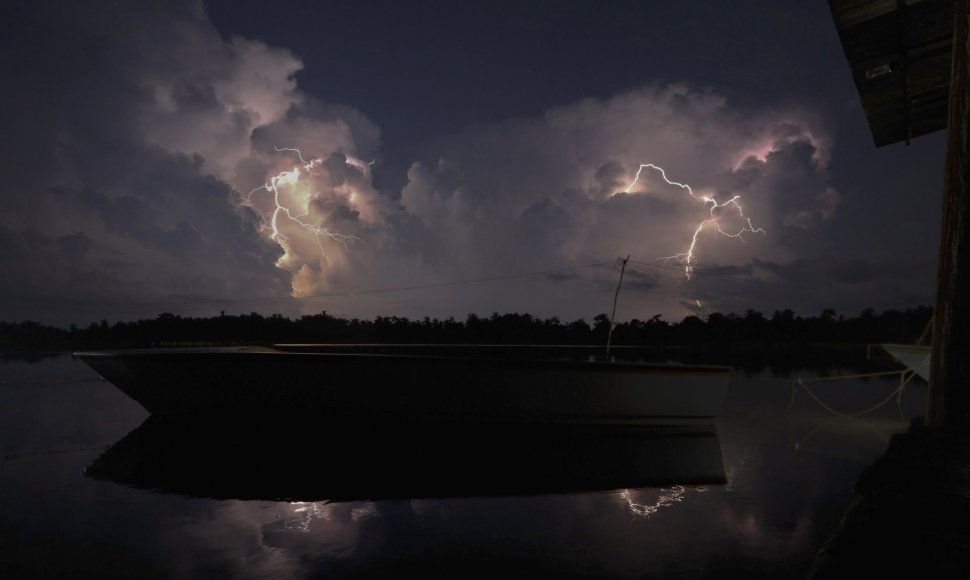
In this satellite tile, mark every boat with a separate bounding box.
[878,343,931,381]
[73,344,732,425]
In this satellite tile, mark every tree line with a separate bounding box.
[0,306,933,352]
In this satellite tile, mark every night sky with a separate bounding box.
[0,0,947,326]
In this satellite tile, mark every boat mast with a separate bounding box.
[606,255,631,358]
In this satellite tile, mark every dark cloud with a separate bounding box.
[678,300,708,316]
[623,269,661,293]
[682,257,935,317]
[0,0,294,323]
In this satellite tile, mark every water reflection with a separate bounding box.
[276,501,378,533]
[783,370,924,460]
[617,485,692,517]
[2,356,929,579]
[785,369,918,420]
[85,417,726,503]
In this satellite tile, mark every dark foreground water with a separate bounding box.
[0,353,925,579]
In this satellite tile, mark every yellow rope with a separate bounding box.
[791,369,918,418]
[789,370,908,383]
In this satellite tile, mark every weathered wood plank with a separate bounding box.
[929,0,970,431]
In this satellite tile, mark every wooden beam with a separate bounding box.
[928,0,970,431]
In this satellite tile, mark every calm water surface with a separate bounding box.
[0,354,925,579]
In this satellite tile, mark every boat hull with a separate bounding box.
[880,343,931,381]
[75,347,731,425]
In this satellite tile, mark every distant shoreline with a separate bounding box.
[1,306,931,375]
[1,307,931,351]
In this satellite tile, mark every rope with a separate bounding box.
[790,369,917,418]
[0,377,104,385]
[782,370,908,383]
[917,317,933,345]
[786,369,921,450]
[182,260,616,305]
[789,413,893,452]
[2,445,110,462]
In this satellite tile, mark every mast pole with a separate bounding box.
[606,255,631,358]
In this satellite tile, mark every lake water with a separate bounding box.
[0,353,925,579]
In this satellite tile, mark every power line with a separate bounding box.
[625,258,814,289]
[182,260,618,305]
[183,256,814,307]
[0,255,815,310]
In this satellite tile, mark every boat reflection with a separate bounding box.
[84,416,726,503]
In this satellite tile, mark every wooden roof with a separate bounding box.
[828,0,953,146]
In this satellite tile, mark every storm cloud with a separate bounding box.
[0,0,937,325]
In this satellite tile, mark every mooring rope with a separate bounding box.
[0,377,104,385]
[790,370,910,383]
[1,445,110,462]
[789,413,893,452]
[787,369,918,418]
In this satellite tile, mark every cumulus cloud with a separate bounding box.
[0,0,386,323]
[390,85,842,317]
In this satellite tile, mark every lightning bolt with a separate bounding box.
[621,163,765,279]
[245,146,361,266]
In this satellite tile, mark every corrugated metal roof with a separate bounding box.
[828,0,952,146]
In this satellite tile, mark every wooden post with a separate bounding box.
[928,0,970,431]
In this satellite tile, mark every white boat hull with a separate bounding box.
[75,346,732,425]
[879,344,931,382]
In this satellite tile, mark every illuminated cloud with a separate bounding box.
[392,85,841,316]
[0,0,386,321]
[0,0,930,325]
